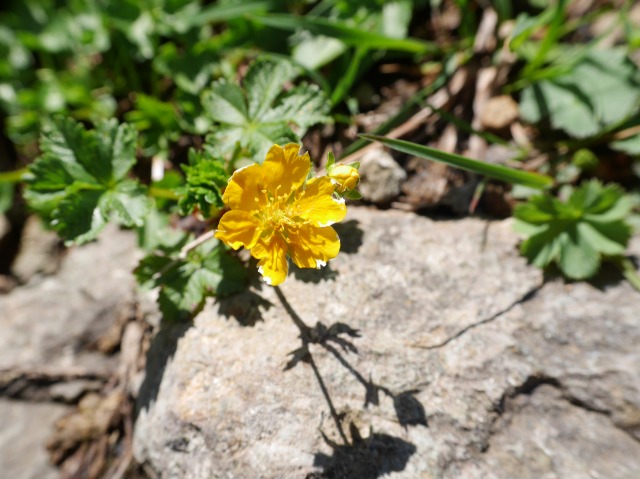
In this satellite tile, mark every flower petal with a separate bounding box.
[262,143,311,196]
[251,235,289,286]
[215,210,260,250]
[295,177,347,226]
[288,224,341,269]
[222,163,265,211]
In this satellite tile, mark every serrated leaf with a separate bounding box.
[512,218,546,236]
[264,83,332,131]
[25,118,147,243]
[102,180,151,227]
[577,221,628,256]
[245,58,295,119]
[519,49,640,138]
[178,149,229,216]
[134,240,248,321]
[514,179,633,281]
[558,229,600,280]
[41,117,102,184]
[203,81,248,125]
[520,225,561,268]
[202,58,331,163]
[97,118,138,182]
[514,198,557,224]
[52,188,107,244]
[585,219,632,252]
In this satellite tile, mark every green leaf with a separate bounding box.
[513,197,558,224]
[202,58,331,163]
[40,117,103,184]
[577,221,628,256]
[102,180,151,228]
[167,0,274,30]
[611,134,640,155]
[520,225,561,268]
[25,118,148,244]
[52,188,107,244]
[153,39,221,95]
[513,180,634,281]
[245,58,295,119]
[558,228,600,280]
[134,239,248,321]
[361,135,554,189]
[177,148,229,217]
[251,14,437,54]
[519,49,640,138]
[203,81,248,125]
[97,118,138,182]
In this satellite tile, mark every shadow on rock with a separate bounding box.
[291,262,339,283]
[136,320,191,415]
[217,288,274,327]
[586,256,638,291]
[275,286,424,478]
[333,220,364,254]
[311,423,417,479]
[393,390,428,428]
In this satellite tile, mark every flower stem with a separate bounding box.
[179,230,216,259]
[0,168,28,183]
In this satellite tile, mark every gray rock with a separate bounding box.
[134,207,640,478]
[0,223,139,371]
[358,148,407,204]
[11,215,62,283]
[0,399,69,479]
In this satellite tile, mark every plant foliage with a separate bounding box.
[513,180,633,280]
[202,57,331,164]
[135,236,248,321]
[24,117,151,244]
[519,49,640,141]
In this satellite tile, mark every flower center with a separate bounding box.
[258,187,304,237]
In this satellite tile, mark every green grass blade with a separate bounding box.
[330,46,368,106]
[180,1,275,28]
[250,14,438,54]
[361,135,554,189]
[339,71,449,159]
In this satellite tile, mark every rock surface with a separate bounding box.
[358,148,407,204]
[0,224,140,478]
[0,224,138,371]
[132,206,640,478]
[0,399,69,479]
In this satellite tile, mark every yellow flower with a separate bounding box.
[328,164,360,192]
[215,143,347,286]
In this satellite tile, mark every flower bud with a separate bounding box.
[329,164,360,192]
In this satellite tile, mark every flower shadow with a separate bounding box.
[333,219,364,255]
[290,262,339,283]
[310,426,417,479]
[275,287,425,478]
[217,288,275,327]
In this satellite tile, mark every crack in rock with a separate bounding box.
[418,282,543,350]
[492,373,640,444]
